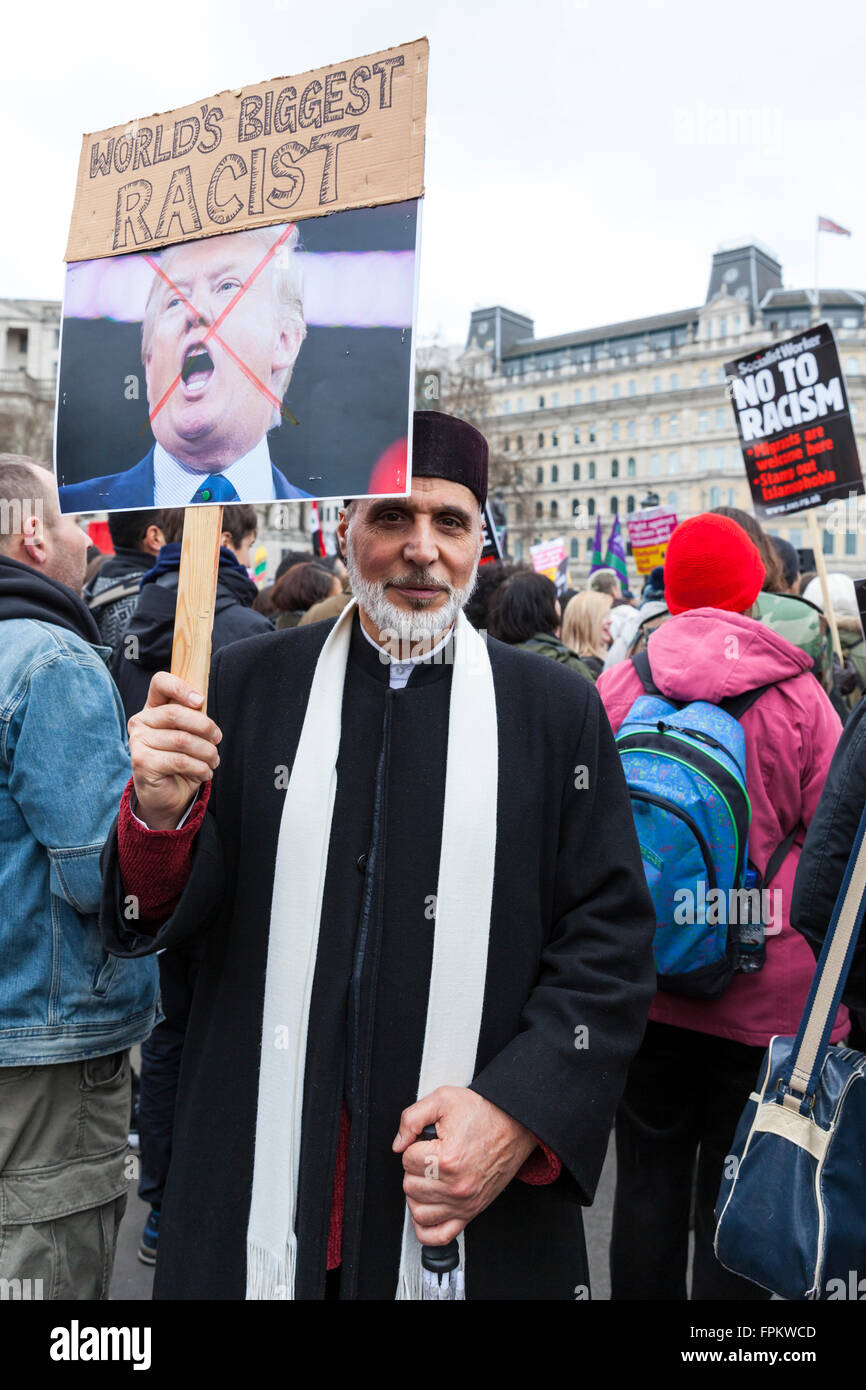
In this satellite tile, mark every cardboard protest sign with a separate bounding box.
[56,41,427,515]
[626,507,678,576]
[726,323,863,521]
[479,501,504,567]
[65,40,427,262]
[531,537,569,598]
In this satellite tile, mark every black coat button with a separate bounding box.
[356,853,368,872]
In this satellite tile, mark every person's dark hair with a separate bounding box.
[770,534,800,590]
[157,508,186,544]
[221,504,258,550]
[252,584,278,616]
[271,562,336,614]
[710,505,785,593]
[275,549,317,581]
[463,561,523,630]
[798,569,817,596]
[107,510,161,551]
[641,565,666,602]
[487,570,559,645]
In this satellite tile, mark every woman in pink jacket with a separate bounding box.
[597,512,845,1301]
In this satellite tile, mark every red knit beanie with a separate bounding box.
[664,513,765,616]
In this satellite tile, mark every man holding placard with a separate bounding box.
[98,410,657,1300]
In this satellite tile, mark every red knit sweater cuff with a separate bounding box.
[117,777,211,924]
[516,1137,562,1186]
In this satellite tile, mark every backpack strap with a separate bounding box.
[86,578,142,611]
[761,828,798,887]
[631,650,663,698]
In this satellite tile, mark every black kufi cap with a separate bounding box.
[411,410,488,507]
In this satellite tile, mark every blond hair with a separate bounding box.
[140,224,306,428]
[562,589,613,660]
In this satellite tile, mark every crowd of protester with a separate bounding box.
[2,442,865,1302]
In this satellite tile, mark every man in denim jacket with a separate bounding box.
[0,456,158,1299]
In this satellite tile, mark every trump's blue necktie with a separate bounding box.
[190,474,240,504]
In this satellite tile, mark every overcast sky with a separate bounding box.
[4,0,865,346]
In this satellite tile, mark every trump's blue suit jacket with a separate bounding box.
[58,446,312,512]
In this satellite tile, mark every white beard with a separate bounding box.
[344,526,481,654]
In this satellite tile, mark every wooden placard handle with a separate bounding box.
[170,505,223,706]
[806,508,843,663]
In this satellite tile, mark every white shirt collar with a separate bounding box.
[153,438,275,507]
[359,618,456,689]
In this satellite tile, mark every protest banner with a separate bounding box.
[57,39,428,698]
[626,507,678,576]
[726,322,863,521]
[531,536,569,597]
[726,322,860,660]
[479,501,504,567]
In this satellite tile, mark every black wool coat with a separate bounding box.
[101,614,656,1300]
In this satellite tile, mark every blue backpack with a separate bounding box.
[617,651,795,999]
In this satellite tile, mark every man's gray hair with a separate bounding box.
[589,568,620,596]
[0,456,55,551]
[140,224,306,429]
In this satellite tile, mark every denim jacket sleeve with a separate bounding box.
[6,641,132,915]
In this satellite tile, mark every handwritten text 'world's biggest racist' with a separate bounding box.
[89,59,406,252]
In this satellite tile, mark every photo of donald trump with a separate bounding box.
[58,225,312,510]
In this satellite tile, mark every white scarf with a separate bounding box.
[245,599,498,1300]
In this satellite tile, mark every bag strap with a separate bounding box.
[778,802,866,1114]
[631,650,669,700]
[761,828,798,888]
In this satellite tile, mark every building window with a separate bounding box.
[627,420,636,440]
[589,386,597,403]
[652,417,661,437]
[571,498,581,516]
[670,373,680,391]
[697,448,710,470]
[551,464,559,483]
[667,490,679,509]
[588,497,596,516]
[669,415,679,436]
[551,500,559,518]
[536,465,544,484]
[538,395,545,409]
[535,501,544,519]
[612,383,621,400]
[611,422,620,441]
[823,530,834,556]
[516,503,524,521]
[652,376,662,393]
[503,400,512,415]
[667,452,679,474]
[627,494,636,513]
[611,458,620,478]
[588,460,596,480]
[710,485,721,508]
[699,369,709,387]
[588,427,596,443]
[726,489,735,506]
[715,407,727,429]
[551,431,559,448]
[698,411,709,433]
[552,391,560,407]
[719,318,728,338]
[650,453,662,475]
[715,447,726,470]
[586,537,593,554]
[627,457,636,477]
[503,437,510,452]
[628,379,637,396]
[717,365,726,383]
[610,496,619,514]
[573,427,581,445]
[572,462,580,481]
[573,388,582,405]
[848,357,860,375]
[846,532,857,556]
[517,396,525,411]
[570,537,580,559]
[733,315,742,334]
[516,435,523,451]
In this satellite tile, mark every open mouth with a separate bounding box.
[180,344,215,395]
